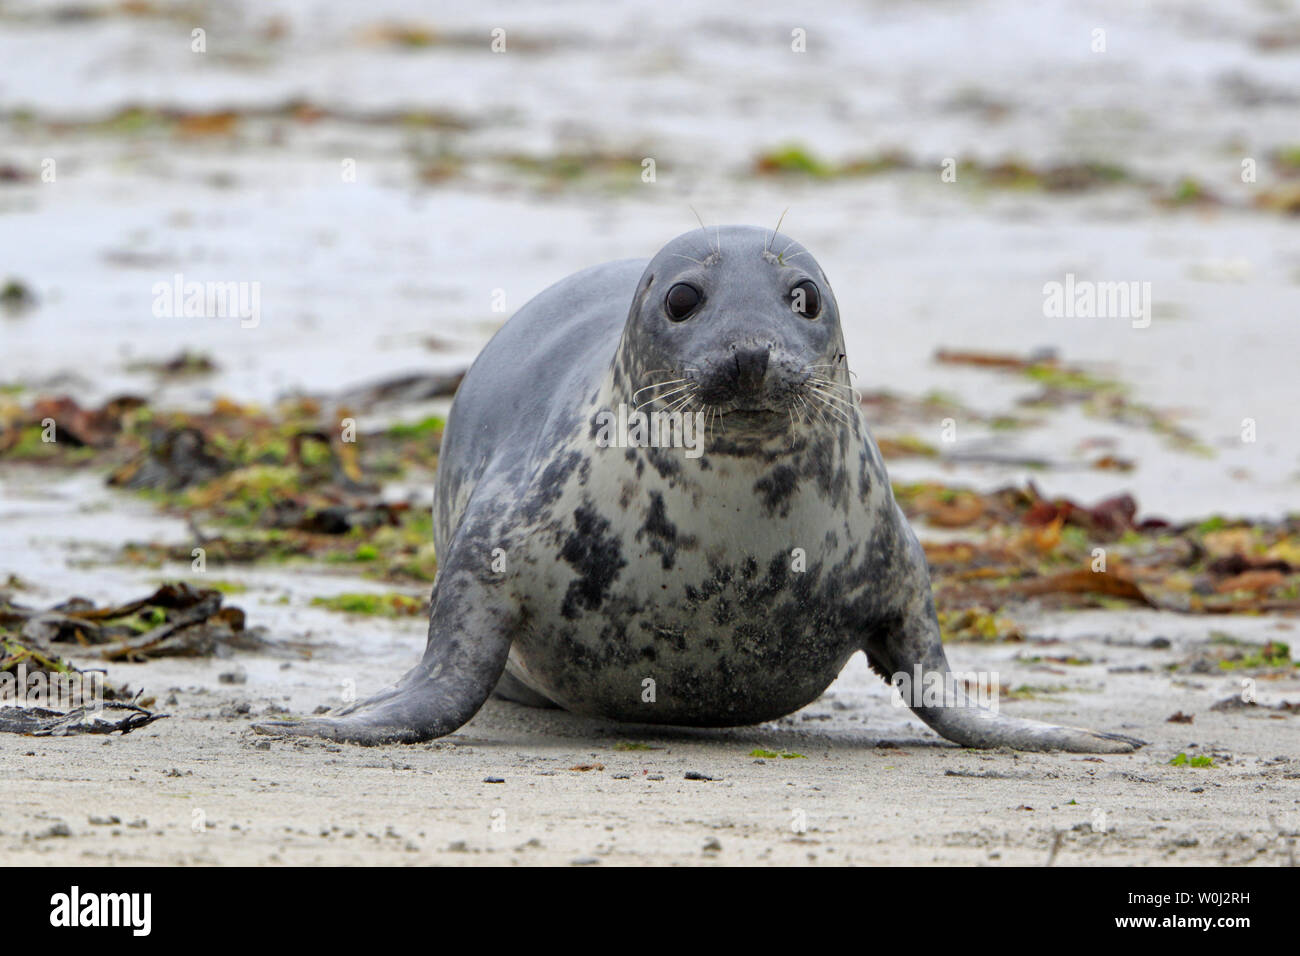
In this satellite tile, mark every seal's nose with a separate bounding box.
[729,343,770,394]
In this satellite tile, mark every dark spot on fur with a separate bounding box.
[644,446,681,482]
[637,491,692,571]
[618,479,638,510]
[712,597,734,625]
[523,450,582,520]
[559,504,626,619]
[754,464,798,517]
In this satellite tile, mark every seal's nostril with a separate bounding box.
[731,344,770,392]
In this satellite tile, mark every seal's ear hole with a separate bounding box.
[665,282,703,321]
[791,279,821,319]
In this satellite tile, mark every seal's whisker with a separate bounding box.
[810,400,837,430]
[632,378,690,401]
[637,382,692,402]
[670,253,705,266]
[808,376,863,404]
[817,400,854,427]
[797,393,826,428]
[796,396,816,427]
[637,384,695,410]
[689,205,719,256]
[807,376,854,390]
[804,364,858,381]
[806,390,853,425]
[810,401,851,429]
[660,382,702,408]
[807,397,856,425]
[634,375,689,389]
[767,207,790,253]
[658,389,698,416]
[808,376,862,399]
[806,383,858,408]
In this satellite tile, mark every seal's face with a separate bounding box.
[618,225,849,432]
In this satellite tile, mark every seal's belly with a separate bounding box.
[508,551,863,726]
[497,429,888,725]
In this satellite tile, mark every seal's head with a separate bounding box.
[616,224,851,434]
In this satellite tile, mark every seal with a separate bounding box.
[254,225,1144,753]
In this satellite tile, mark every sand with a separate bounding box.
[4,608,1297,866]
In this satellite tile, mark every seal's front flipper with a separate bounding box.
[863,520,1145,754]
[865,609,1144,753]
[254,562,515,746]
[904,688,1145,754]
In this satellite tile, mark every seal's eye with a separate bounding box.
[665,282,703,321]
[791,279,821,318]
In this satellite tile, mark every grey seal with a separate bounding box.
[255,225,1143,753]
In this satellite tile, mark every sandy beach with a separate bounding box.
[3,617,1297,866]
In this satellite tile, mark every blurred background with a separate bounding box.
[2,0,1299,521]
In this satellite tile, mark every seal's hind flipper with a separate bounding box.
[254,561,515,746]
